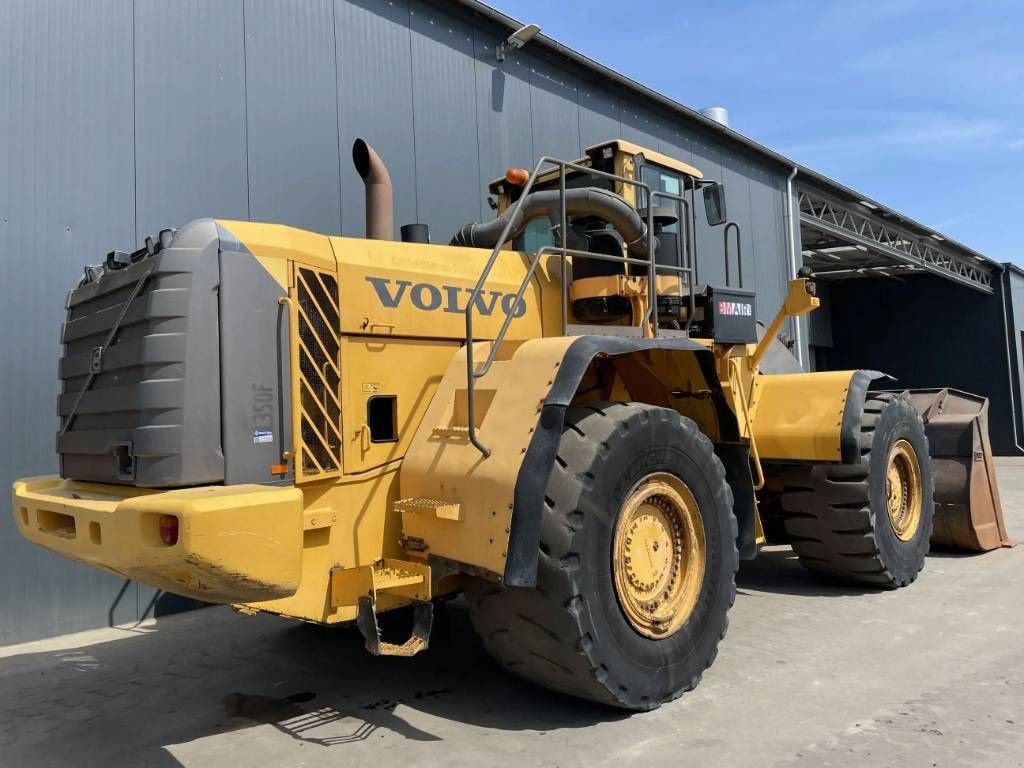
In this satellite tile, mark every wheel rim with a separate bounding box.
[886,439,923,541]
[612,472,706,639]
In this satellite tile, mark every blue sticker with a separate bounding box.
[253,429,274,445]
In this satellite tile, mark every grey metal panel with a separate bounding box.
[619,99,661,150]
[473,31,534,202]
[218,231,292,485]
[747,160,789,326]
[528,54,581,162]
[335,0,418,238]
[134,0,249,238]
[689,133,724,288]
[657,121,694,166]
[1005,269,1024,449]
[0,0,139,645]
[408,1,481,239]
[244,0,342,233]
[715,149,752,293]
[577,80,621,149]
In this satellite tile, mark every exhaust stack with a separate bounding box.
[352,138,394,241]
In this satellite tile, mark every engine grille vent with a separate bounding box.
[295,266,341,480]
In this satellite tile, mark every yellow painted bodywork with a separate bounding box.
[399,337,575,576]
[738,279,855,464]
[12,142,874,629]
[13,476,304,603]
[750,371,855,461]
[602,139,704,181]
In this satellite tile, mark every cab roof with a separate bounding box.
[487,139,704,195]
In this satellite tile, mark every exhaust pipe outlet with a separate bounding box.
[352,138,394,241]
[450,187,656,259]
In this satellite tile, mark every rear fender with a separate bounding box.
[397,336,746,588]
[507,336,743,585]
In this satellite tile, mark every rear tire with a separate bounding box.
[780,393,934,588]
[465,402,738,710]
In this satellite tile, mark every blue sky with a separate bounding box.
[497,0,1024,264]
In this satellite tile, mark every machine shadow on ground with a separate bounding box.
[735,544,990,597]
[736,545,875,597]
[0,544,973,767]
[0,599,627,767]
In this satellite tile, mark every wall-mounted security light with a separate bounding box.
[496,23,541,62]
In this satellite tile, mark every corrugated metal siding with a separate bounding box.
[409,1,482,236]
[577,81,620,150]
[335,0,418,235]
[133,0,249,238]
[1000,270,1024,452]
[0,0,140,644]
[747,159,790,328]
[528,56,581,164]
[244,0,342,233]
[620,102,661,151]
[0,0,793,644]
[472,35,534,197]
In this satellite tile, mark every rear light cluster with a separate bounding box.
[158,515,179,546]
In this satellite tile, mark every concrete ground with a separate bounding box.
[2,462,1022,768]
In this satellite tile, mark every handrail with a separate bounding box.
[724,221,742,287]
[648,188,697,333]
[462,156,694,458]
[463,154,552,457]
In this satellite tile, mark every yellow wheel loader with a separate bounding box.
[12,138,1012,710]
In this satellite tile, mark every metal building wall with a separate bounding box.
[826,274,1020,454]
[1001,267,1024,453]
[0,0,793,644]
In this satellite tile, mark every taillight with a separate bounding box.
[159,515,179,546]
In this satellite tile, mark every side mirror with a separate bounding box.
[703,183,727,226]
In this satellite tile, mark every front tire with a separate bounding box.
[780,393,935,587]
[465,402,738,710]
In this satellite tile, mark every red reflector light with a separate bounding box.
[159,515,179,546]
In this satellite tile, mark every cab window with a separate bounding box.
[638,165,687,236]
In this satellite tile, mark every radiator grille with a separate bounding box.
[295,267,341,480]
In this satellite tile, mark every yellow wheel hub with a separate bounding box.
[886,439,923,541]
[612,473,706,639]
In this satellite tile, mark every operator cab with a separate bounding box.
[488,140,750,343]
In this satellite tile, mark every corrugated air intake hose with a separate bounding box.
[450,187,656,259]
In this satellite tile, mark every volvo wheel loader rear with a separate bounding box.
[11,138,1012,710]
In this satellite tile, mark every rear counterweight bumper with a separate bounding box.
[12,476,304,603]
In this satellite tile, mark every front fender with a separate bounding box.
[752,369,889,463]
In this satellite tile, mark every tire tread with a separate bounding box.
[778,393,934,588]
[465,401,737,709]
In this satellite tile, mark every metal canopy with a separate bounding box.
[799,187,994,293]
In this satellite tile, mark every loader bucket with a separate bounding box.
[895,389,1014,551]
